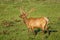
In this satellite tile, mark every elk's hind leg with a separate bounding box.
[45,26,50,35]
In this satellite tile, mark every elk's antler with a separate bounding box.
[28,8,36,13]
[20,7,26,14]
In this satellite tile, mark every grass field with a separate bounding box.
[0,0,60,40]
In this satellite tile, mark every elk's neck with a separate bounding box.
[23,17,28,24]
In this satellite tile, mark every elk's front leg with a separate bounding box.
[41,26,45,34]
[31,27,37,35]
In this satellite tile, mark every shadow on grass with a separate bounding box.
[34,29,58,36]
[34,28,41,35]
[48,29,58,35]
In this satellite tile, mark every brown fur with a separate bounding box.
[20,13,49,32]
[19,8,49,33]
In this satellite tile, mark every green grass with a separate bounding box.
[0,0,60,40]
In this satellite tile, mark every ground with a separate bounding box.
[0,0,60,40]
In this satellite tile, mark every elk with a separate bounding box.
[19,8,49,34]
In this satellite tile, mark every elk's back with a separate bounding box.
[26,17,48,28]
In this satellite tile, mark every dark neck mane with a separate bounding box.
[23,17,28,24]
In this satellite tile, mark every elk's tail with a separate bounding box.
[44,17,49,24]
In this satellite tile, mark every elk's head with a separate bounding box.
[19,7,28,19]
[19,7,36,19]
[20,12,27,19]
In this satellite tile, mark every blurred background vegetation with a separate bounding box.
[0,0,60,40]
